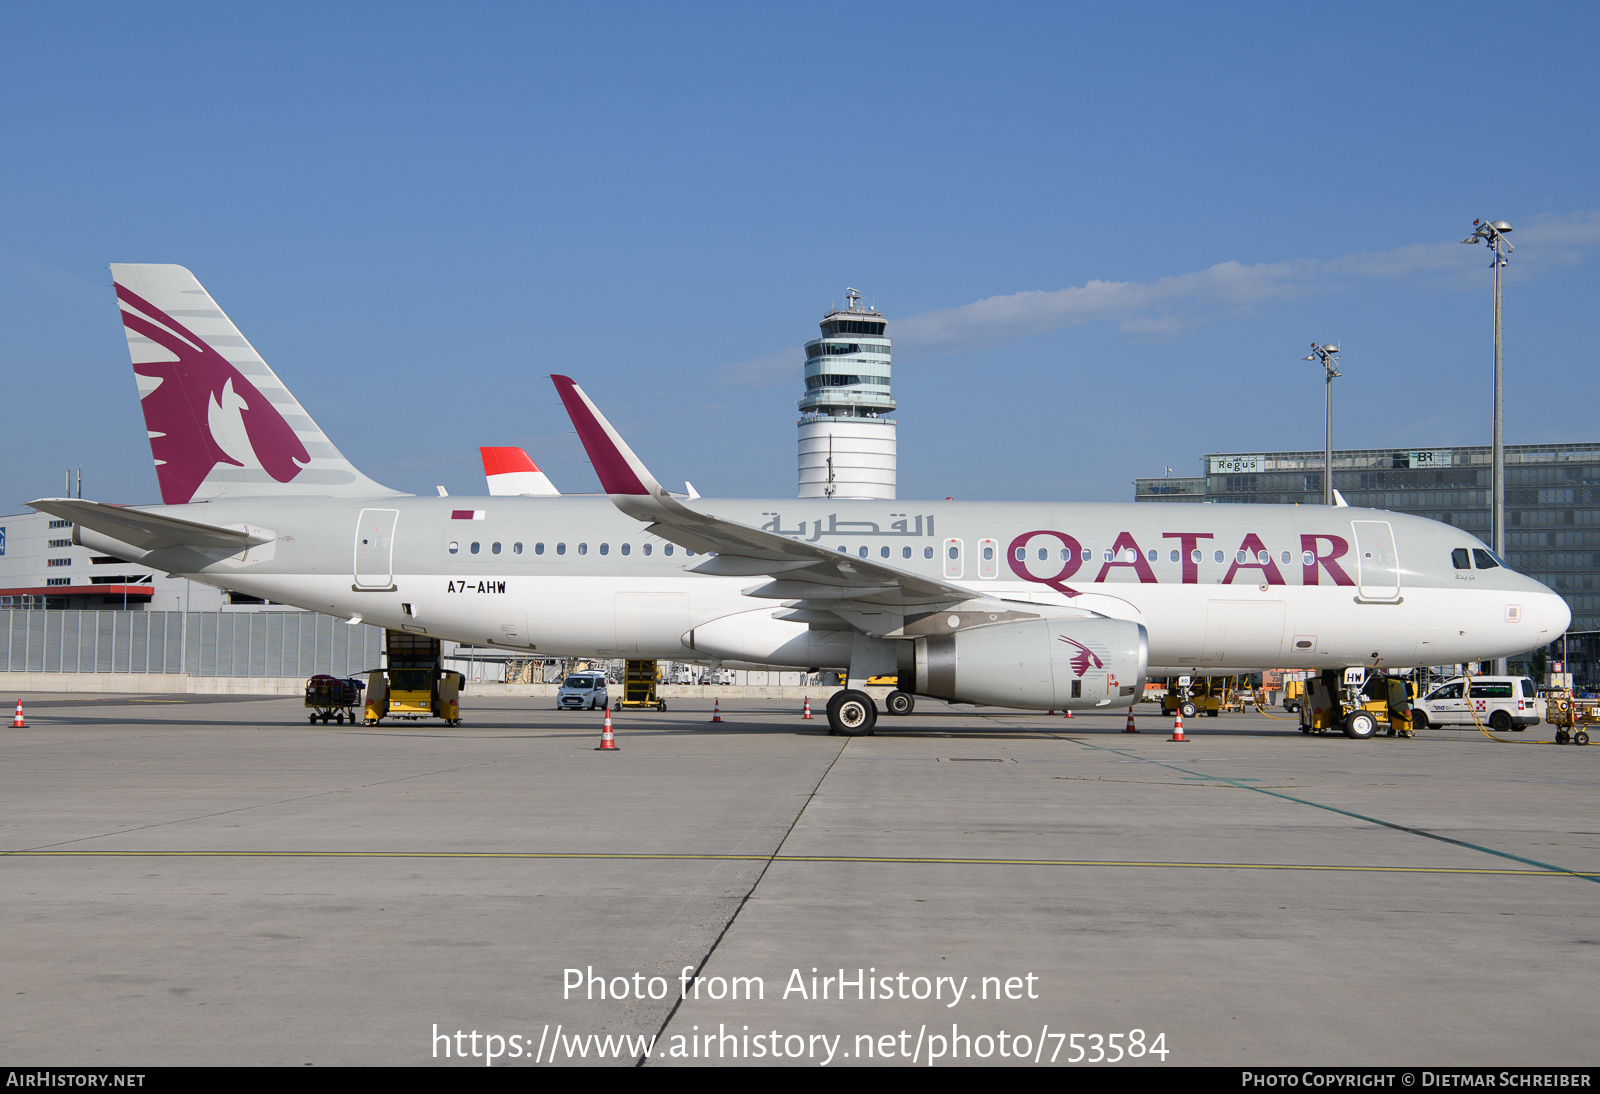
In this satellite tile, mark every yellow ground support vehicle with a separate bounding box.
[1162,676,1248,718]
[363,629,464,725]
[1281,678,1307,715]
[1297,670,1416,740]
[618,659,667,711]
[1543,688,1594,745]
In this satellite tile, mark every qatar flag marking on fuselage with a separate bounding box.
[451,510,487,520]
[116,284,311,505]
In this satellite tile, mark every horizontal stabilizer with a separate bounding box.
[28,498,271,552]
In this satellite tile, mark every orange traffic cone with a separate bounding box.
[1124,710,1138,733]
[11,699,26,728]
[710,699,723,724]
[595,707,619,751]
[1063,708,1073,719]
[802,697,812,720]
[1169,712,1187,742]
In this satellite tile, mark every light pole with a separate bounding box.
[1460,219,1512,562]
[1304,343,1341,505]
[1462,218,1513,673]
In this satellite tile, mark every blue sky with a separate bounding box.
[2,2,1597,507]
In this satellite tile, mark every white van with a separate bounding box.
[1414,676,1542,731]
[556,671,610,710]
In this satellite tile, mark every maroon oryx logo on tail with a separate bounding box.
[117,285,310,504]
[1058,635,1105,678]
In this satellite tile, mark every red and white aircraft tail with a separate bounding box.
[479,447,559,496]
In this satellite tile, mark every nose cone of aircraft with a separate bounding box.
[1536,589,1572,640]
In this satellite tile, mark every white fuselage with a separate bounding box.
[95,494,1570,676]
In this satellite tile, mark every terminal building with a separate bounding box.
[1135,443,1600,681]
[797,288,896,499]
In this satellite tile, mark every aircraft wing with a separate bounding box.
[27,498,272,553]
[552,376,1093,635]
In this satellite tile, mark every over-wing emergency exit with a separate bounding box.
[29,265,1570,737]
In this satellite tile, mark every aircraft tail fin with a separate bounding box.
[110,264,402,504]
[480,447,560,496]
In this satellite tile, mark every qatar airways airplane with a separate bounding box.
[29,264,1569,736]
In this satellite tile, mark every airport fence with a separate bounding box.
[0,610,383,678]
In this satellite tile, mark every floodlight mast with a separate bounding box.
[1462,218,1513,673]
[1304,343,1341,505]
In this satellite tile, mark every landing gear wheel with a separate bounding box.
[886,690,915,716]
[827,689,877,737]
[1343,711,1377,740]
[1576,730,1590,746]
[1489,710,1512,732]
[1180,701,1198,719]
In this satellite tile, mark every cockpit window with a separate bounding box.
[1451,548,1471,570]
[1472,549,1500,570]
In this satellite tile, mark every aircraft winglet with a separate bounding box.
[550,375,662,498]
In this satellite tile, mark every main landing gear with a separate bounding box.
[827,689,878,736]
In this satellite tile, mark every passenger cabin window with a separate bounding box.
[1452,548,1471,570]
[902,546,911,559]
[1213,551,1224,564]
[448,541,459,554]
[923,546,933,559]
[513,542,523,555]
[471,542,480,554]
[621,544,631,555]
[599,543,609,555]
[556,543,566,555]
[578,543,588,555]
[643,544,652,556]
[492,542,502,555]
[535,542,545,555]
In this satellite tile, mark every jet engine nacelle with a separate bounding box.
[897,617,1148,710]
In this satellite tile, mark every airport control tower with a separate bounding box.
[798,288,896,499]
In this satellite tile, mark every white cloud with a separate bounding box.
[713,209,1600,384]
